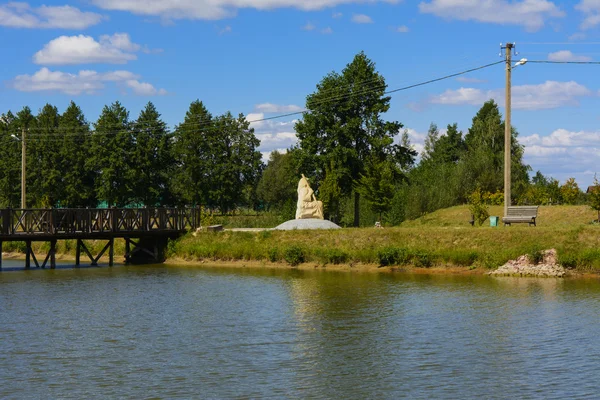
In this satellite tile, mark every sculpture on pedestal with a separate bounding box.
[296,174,324,220]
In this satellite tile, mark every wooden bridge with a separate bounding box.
[0,207,201,270]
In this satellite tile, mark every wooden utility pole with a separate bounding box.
[503,43,514,217]
[21,126,26,209]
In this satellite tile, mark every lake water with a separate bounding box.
[1,262,600,399]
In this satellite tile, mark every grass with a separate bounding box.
[167,205,600,271]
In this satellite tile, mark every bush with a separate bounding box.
[468,188,490,226]
[529,247,544,264]
[447,250,478,266]
[377,247,409,266]
[284,245,305,266]
[558,252,577,269]
[412,251,433,268]
[323,248,349,265]
[267,247,279,262]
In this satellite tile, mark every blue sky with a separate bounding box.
[1,0,600,186]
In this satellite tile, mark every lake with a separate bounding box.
[1,261,600,399]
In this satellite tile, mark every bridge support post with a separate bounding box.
[75,239,81,266]
[109,238,114,267]
[25,240,31,269]
[50,240,56,269]
[0,240,3,270]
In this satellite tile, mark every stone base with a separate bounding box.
[275,219,341,230]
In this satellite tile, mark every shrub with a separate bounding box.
[377,247,409,266]
[324,249,349,265]
[558,252,577,269]
[468,187,490,226]
[267,247,279,263]
[412,251,433,268]
[447,250,478,267]
[284,245,305,266]
[529,247,544,264]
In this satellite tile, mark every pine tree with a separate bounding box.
[89,101,134,207]
[131,102,173,206]
[59,101,95,207]
[0,111,21,207]
[30,104,61,207]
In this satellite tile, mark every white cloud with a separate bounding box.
[419,0,564,31]
[92,0,399,21]
[321,26,333,34]
[33,33,142,65]
[245,111,300,153]
[219,25,232,35]
[547,50,592,62]
[430,81,592,110]
[126,80,168,96]
[332,12,343,18]
[568,32,586,41]
[576,0,600,29]
[521,128,600,186]
[352,13,373,24]
[0,3,103,29]
[395,24,409,32]
[456,76,487,84]
[10,67,166,96]
[302,21,316,31]
[255,103,304,113]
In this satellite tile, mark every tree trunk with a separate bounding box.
[354,191,360,227]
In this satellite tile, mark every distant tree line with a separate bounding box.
[0,101,262,212]
[0,51,593,225]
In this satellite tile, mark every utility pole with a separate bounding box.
[21,125,26,209]
[502,42,514,217]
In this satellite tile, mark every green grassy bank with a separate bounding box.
[169,205,600,272]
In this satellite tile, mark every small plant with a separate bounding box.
[468,187,490,226]
[558,252,577,269]
[267,247,279,263]
[284,245,305,266]
[412,251,433,268]
[377,247,409,266]
[529,248,544,264]
[325,249,349,265]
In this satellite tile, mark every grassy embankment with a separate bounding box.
[169,205,600,272]
[3,205,599,272]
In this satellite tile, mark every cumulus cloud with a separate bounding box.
[419,0,564,31]
[10,67,166,96]
[255,103,304,113]
[430,81,592,110]
[33,33,142,65]
[92,0,399,21]
[352,13,373,23]
[576,0,600,29]
[244,111,300,155]
[0,3,103,29]
[547,50,592,62]
[332,12,343,18]
[321,26,333,34]
[302,21,316,31]
[521,128,600,185]
[395,25,409,32]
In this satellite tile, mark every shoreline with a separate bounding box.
[4,251,596,278]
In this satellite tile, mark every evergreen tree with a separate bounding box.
[0,111,21,207]
[132,102,173,206]
[30,104,61,207]
[257,150,297,211]
[89,101,134,206]
[171,100,213,206]
[59,101,95,207]
[295,52,410,226]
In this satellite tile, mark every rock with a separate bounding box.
[488,249,567,277]
[274,219,341,230]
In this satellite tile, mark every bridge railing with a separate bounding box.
[0,207,201,236]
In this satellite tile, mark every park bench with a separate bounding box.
[502,206,539,226]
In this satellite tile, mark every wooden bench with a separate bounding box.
[502,206,539,226]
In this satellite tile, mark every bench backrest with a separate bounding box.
[506,206,538,217]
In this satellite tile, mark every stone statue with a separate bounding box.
[296,174,324,220]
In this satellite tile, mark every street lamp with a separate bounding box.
[501,43,527,217]
[11,130,26,209]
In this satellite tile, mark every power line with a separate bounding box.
[528,60,600,64]
[9,60,505,138]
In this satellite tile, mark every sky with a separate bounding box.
[1,0,600,187]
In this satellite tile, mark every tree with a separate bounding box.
[295,52,409,226]
[208,112,262,213]
[30,104,61,207]
[171,100,213,206]
[357,158,395,221]
[131,102,173,206]
[588,175,600,222]
[560,177,581,205]
[59,101,95,207]
[422,123,439,161]
[0,111,21,207]
[257,150,297,212]
[89,101,134,206]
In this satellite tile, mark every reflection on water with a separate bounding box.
[1,265,600,399]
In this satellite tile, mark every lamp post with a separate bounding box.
[501,41,527,216]
[11,127,26,209]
